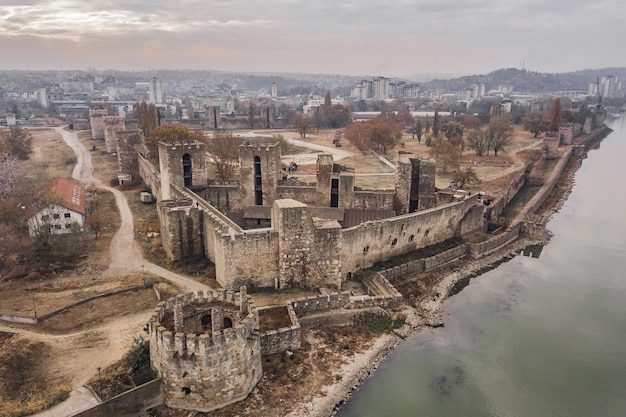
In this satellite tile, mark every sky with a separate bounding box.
[1,0,625,77]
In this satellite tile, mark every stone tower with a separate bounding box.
[272,199,342,289]
[115,130,144,184]
[102,116,125,153]
[148,289,262,413]
[239,142,282,208]
[315,153,333,206]
[395,155,436,214]
[159,141,207,201]
[89,109,108,140]
[206,106,221,129]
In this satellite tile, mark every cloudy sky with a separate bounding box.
[1,0,624,77]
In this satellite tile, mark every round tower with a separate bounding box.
[148,288,262,412]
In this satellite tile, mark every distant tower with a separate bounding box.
[149,76,163,104]
[271,82,277,98]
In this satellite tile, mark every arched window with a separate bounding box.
[254,156,263,205]
[183,154,192,187]
[223,317,233,329]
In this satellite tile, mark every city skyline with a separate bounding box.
[1,0,625,77]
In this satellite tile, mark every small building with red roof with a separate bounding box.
[28,177,86,237]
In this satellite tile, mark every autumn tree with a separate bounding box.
[523,114,549,138]
[137,101,158,137]
[344,122,371,151]
[429,140,461,174]
[460,114,481,130]
[368,117,403,154]
[320,104,352,129]
[291,113,314,138]
[548,97,563,133]
[424,115,430,134]
[207,129,243,181]
[144,124,199,162]
[0,126,33,160]
[441,121,464,140]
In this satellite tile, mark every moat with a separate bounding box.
[335,116,626,416]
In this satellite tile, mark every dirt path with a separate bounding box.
[3,128,212,400]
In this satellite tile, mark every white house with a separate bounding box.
[28,178,86,237]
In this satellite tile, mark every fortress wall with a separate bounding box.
[276,185,319,206]
[467,223,521,259]
[352,190,396,210]
[423,244,468,270]
[89,109,107,140]
[199,185,241,213]
[259,304,301,355]
[138,155,162,202]
[340,197,481,275]
[290,292,351,316]
[524,146,573,215]
[102,116,125,153]
[486,169,526,221]
[215,229,280,289]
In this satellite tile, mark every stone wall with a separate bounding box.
[159,142,207,200]
[102,116,125,153]
[340,196,483,276]
[352,189,396,210]
[290,292,351,316]
[467,223,521,259]
[485,170,526,221]
[73,379,163,417]
[239,142,282,208]
[89,109,108,140]
[138,154,162,202]
[116,130,144,184]
[259,304,301,355]
[273,199,342,289]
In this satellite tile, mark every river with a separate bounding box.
[335,116,626,417]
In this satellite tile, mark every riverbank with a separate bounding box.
[287,127,613,417]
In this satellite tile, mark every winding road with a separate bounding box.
[1,127,213,417]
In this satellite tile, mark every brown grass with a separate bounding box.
[0,336,71,417]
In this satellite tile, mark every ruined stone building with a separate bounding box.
[129,137,485,291]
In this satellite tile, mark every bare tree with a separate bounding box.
[488,120,514,156]
[466,129,489,156]
[452,167,480,189]
[207,129,243,181]
[0,126,33,159]
[291,113,314,138]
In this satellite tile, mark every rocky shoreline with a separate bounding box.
[290,129,605,417]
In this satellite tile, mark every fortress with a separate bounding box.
[86,106,611,414]
[134,138,485,291]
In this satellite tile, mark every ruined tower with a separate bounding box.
[115,130,144,185]
[159,141,207,201]
[272,199,342,289]
[102,116,125,153]
[239,142,282,208]
[148,289,262,413]
[89,108,108,140]
[395,155,436,214]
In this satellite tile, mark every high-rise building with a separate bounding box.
[149,76,163,104]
